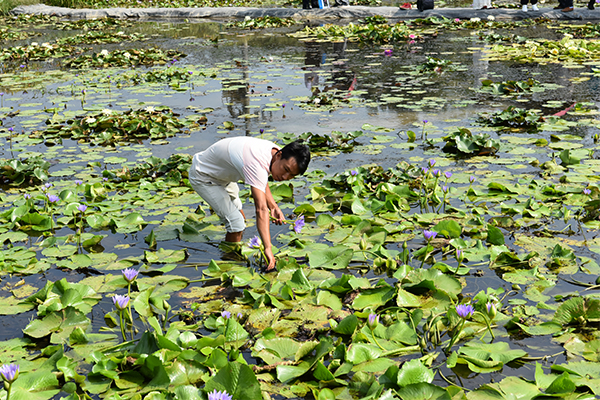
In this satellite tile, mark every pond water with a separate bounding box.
[1,14,600,400]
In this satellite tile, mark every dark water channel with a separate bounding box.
[1,16,600,397]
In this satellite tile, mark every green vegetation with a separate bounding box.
[0,12,600,400]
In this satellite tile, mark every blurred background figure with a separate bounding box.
[521,0,539,11]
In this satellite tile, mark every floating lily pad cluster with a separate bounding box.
[278,130,363,154]
[477,105,545,131]
[0,156,49,186]
[0,42,80,62]
[64,48,186,69]
[0,27,37,41]
[558,22,600,38]
[488,34,600,62]
[227,16,297,29]
[291,22,424,44]
[31,107,188,145]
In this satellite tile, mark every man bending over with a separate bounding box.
[188,137,311,271]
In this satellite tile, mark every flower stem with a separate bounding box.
[370,328,385,351]
[127,284,134,341]
[119,310,126,342]
[5,382,11,400]
[445,318,465,354]
[475,311,495,341]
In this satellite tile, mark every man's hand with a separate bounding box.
[264,247,276,271]
[271,206,285,225]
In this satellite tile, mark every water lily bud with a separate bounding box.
[360,237,367,251]
[486,302,497,320]
[229,349,240,360]
[367,313,379,330]
[419,337,427,350]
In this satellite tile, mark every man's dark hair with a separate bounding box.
[280,140,311,175]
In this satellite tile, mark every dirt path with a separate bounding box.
[10,3,599,21]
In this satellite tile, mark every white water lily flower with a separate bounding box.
[244,16,251,21]
[31,42,38,47]
[314,98,321,104]
[470,17,480,22]
[487,15,495,20]
[86,117,97,124]
[100,49,109,57]
[42,42,53,49]
[102,109,112,116]
[145,106,155,113]
[123,52,131,59]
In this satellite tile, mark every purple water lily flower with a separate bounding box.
[422,167,429,175]
[442,185,449,193]
[0,363,19,383]
[248,236,261,249]
[429,159,436,167]
[23,193,31,200]
[122,268,138,283]
[367,313,379,330]
[384,49,393,56]
[584,188,591,195]
[350,170,358,176]
[423,120,428,124]
[208,390,232,400]
[432,169,441,177]
[294,215,305,234]
[77,204,87,213]
[221,310,231,319]
[423,230,437,241]
[469,175,476,184]
[444,172,452,179]
[74,180,83,186]
[456,304,474,319]
[47,194,59,203]
[112,294,130,310]
[259,128,264,134]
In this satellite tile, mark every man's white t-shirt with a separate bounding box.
[189,137,279,193]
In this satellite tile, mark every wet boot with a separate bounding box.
[588,0,595,9]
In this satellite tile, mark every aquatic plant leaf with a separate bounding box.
[396,359,434,388]
[10,369,60,400]
[352,286,396,310]
[459,341,527,366]
[308,245,353,270]
[546,372,576,395]
[173,385,202,400]
[277,361,311,384]
[252,337,301,364]
[144,248,187,264]
[395,383,450,400]
[514,321,562,336]
[433,220,461,239]
[346,343,382,364]
[553,297,600,325]
[0,293,35,315]
[332,314,358,336]
[316,290,342,311]
[467,376,539,400]
[204,362,261,400]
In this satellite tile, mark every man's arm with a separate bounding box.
[265,183,285,225]
[251,186,276,271]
